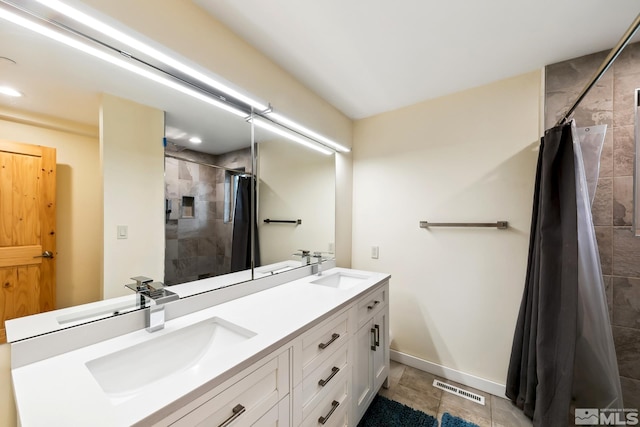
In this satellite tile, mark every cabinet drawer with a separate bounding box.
[253,396,290,427]
[171,356,286,426]
[302,377,349,426]
[357,283,387,328]
[302,342,349,410]
[302,310,349,371]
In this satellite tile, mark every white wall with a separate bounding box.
[351,71,541,386]
[100,94,165,298]
[258,138,336,264]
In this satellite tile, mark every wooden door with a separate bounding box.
[0,140,56,343]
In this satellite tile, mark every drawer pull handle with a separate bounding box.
[218,404,245,427]
[367,300,380,310]
[318,400,340,425]
[371,328,376,351]
[318,366,340,387]
[318,333,340,349]
[374,324,380,347]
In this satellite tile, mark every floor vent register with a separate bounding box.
[432,379,486,405]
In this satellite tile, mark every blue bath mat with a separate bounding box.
[441,412,480,427]
[358,395,437,427]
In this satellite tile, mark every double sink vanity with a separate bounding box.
[8,264,390,426]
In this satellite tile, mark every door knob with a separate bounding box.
[34,251,54,259]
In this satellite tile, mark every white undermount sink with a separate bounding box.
[85,317,256,398]
[310,272,369,290]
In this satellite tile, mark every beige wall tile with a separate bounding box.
[592,178,613,226]
[613,276,640,328]
[613,126,635,177]
[613,326,640,380]
[613,176,633,226]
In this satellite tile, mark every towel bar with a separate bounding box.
[419,221,508,230]
[264,219,302,225]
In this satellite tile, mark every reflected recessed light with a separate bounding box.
[189,137,202,144]
[0,86,22,97]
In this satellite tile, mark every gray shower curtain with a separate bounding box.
[506,123,578,425]
[230,176,260,272]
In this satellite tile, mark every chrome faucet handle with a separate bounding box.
[129,276,153,291]
[293,249,311,256]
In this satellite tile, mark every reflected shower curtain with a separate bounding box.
[506,122,622,426]
[230,176,260,272]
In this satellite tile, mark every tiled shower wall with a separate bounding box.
[545,42,640,409]
[164,147,251,285]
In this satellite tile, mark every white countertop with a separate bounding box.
[11,267,389,426]
[6,260,303,342]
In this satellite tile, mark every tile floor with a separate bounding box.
[377,361,533,427]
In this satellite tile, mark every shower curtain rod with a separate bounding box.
[556,12,640,127]
[165,152,253,176]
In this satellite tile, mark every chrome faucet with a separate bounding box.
[312,252,325,276]
[293,250,311,265]
[125,276,179,332]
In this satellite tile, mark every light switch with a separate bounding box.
[117,225,128,239]
[371,246,379,259]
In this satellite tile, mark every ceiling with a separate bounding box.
[195,0,640,119]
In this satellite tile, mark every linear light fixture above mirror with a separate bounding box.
[2,0,349,154]
[0,5,249,119]
[251,117,333,155]
[31,0,270,113]
[265,110,350,153]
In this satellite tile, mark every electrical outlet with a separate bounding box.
[371,246,379,259]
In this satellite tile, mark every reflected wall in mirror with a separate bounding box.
[255,127,335,277]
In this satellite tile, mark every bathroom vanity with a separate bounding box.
[9,267,390,426]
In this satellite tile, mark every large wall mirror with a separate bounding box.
[0,1,336,341]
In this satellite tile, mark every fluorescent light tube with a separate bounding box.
[33,0,269,111]
[267,111,350,152]
[0,7,248,118]
[0,86,22,97]
[252,117,333,155]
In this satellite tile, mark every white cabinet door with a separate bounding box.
[353,321,375,420]
[372,309,389,392]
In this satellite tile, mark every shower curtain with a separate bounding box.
[506,122,622,426]
[230,176,261,272]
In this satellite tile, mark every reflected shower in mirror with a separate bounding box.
[163,119,253,285]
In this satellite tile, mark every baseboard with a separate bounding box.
[390,349,507,398]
